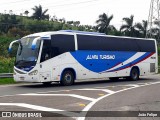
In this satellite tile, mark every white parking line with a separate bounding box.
[0,81,160,120]
[0,103,63,111]
[76,88,115,94]
[78,81,160,120]
[123,84,140,87]
[20,93,95,101]
[76,88,102,91]
[0,103,78,118]
[101,89,115,94]
[0,80,158,98]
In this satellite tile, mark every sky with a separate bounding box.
[0,0,151,29]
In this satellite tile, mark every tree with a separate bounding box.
[24,10,29,16]
[96,13,114,34]
[67,21,73,25]
[135,20,147,38]
[58,18,66,23]
[9,10,13,15]
[73,21,80,26]
[151,20,160,41]
[0,14,20,33]
[120,15,136,37]
[32,5,49,20]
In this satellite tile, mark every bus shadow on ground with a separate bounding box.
[17,77,154,88]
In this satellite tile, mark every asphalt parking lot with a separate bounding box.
[0,74,159,120]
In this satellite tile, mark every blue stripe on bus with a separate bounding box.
[70,51,137,73]
[70,51,154,73]
[106,52,154,72]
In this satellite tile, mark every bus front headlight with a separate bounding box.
[29,70,38,75]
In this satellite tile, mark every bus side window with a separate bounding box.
[51,47,59,57]
[40,40,51,62]
[51,34,75,57]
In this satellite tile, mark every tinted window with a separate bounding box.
[51,34,75,57]
[77,35,99,50]
[40,40,51,62]
[77,35,155,52]
[137,39,155,52]
[99,37,139,51]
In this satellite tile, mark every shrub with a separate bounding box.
[0,56,15,73]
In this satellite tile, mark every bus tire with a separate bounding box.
[130,67,139,81]
[60,70,74,86]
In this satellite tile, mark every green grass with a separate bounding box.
[0,57,14,73]
[0,78,16,85]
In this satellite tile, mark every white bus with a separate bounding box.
[9,30,158,86]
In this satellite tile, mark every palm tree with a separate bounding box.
[32,5,49,20]
[120,15,136,37]
[96,13,114,34]
[135,20,148,38]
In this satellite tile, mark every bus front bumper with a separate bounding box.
[13,74,40,83]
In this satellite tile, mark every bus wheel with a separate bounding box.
[130,68,139,81]
[42,82,52,86]
[60,70,74,86]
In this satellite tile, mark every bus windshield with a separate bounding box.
[15,37,41,70]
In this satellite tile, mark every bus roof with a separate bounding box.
[58,30,106,35]
[24,30,155,41]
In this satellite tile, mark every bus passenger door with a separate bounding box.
[39,40,52,82]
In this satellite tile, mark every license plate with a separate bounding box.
[20,77,25,80]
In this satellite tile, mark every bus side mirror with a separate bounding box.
[8,40,20,53]
[8,48,12,53]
